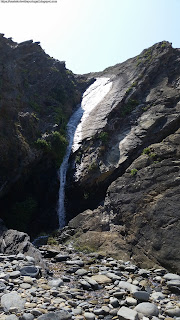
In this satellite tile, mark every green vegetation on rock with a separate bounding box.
[130,168,138,176]
[98,131,109,144]
[142,147,151,155]
[121,99,139,117]
[35,131,68,167]
[88,161,98,172]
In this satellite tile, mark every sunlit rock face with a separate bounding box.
[65,41,180,272]
[58,78,112,228]
[73,77,112,152]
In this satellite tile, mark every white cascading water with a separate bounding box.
[58,77,112,228]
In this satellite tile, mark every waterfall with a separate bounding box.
[58,77,112,228]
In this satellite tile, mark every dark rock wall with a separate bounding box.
[0,34,90,237]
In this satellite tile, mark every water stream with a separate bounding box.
[58,77,112,228]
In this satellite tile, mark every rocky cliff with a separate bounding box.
[0,37,179,273]
[64,41,180,272]
[0,34,91,236]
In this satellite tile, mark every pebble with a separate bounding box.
[0,246,179,320]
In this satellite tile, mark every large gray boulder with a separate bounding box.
[0,223,46,270]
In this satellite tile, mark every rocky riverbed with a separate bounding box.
[0,243,180,320]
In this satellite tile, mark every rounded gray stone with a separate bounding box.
[20,283,32,289]
[48,278,63,287]
[20,266,39,278]
[84,312,95,320]
[163,273,180,281]
[151,292,165,300]
[6,315,19,320]
[1,291,25,312]
[75,268,88,276]
[134,302,159,316]
[20,314,35,320]
[166,308,180,317]
[9,271,21,278]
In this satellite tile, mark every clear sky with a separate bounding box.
[0,0,179,74]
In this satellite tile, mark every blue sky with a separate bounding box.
[0,0,179,74]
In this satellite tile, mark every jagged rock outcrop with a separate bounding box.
[64,41,180,272]
[0,219,46,269]
[0,34,91,236]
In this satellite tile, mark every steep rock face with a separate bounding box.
[0,34,90,236]
[65,41,180,272]
[66,41,180,216]
[68,128,180,272]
